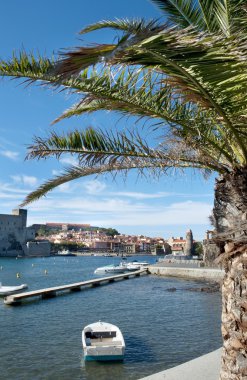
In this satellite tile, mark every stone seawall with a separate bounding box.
[148,265,224,281]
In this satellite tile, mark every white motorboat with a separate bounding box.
[125,260,149,271]
[82,321,125,361]
[94,263,127,275]
[94,265,115,274]
[0,283,28,296]
[57,249,76,256]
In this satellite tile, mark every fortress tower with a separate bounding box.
[12,208,27,228]
[184,229,193,256]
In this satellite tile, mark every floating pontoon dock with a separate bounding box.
[4,269,148,306]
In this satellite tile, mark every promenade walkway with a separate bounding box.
[139,348,222,380]
[148,261,224,281]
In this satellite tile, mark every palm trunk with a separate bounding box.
[213,169,247,379]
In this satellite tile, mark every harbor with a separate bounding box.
[3,260,223,306]
[4,268,148,306]
[1,0,246,378]
[0,255,222,380]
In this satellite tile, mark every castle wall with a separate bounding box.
[0,209,47,257]
[26,241,51,257]
[0,213,25,256]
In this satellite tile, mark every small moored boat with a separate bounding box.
[125,260,149,270]
[0,283,28,296]
[82,321,125,361]
[57,249,76,256]
[94,263,127,275]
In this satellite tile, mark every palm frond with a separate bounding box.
[54,44,117,79]
[49,66,241,164]
[23,125,228,206]
[79,18,162,35]
[0,52,54,81]
[51,24,247,121]
[151,0,205,29]
[27,127,230,172]
[1,50,245,163]
[54,18,166,79]
[151,0,247,35]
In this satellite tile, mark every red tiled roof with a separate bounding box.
[171,246,183,251]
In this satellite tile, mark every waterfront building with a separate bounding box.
[45,222,91,232]
[0,209,50,257]
[167,230,194,256]
[167,236,186,255]
[123,242,136,254]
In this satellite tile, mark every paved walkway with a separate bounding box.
[148,263,224,281]
[139,348,222,380]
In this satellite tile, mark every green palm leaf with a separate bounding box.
[0,50,246,165]
[151,0,206,29]
[0,1,246,206]
[151,0,247,35]
[22,125,229,205]
[79,18,163,35]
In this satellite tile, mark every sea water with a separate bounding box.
[0,256,222,380]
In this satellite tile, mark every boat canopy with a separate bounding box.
[85,331,117,339]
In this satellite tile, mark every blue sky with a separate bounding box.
[0,0,216,240]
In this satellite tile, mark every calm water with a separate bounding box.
[0,256,222,380]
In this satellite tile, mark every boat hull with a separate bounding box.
[84,354,124,362]
[84,345,125,361]
[105,268,126,274]
[94,265,127,274]
[0,284,28,296]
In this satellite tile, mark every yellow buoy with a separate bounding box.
[16,272,20,278]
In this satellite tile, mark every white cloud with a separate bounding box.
[57,183,71,192]
[28,194,212,228]
[83,180,107,195]
[0,191,22,200]
[111,191,172,199]
[0,182,28,194]
[0,150,19,160]
[10,175,38,187]
[0,182,30,203]
[59,156,78,166]
[0,137,20,149]
[111,191,212,199]
[52,170,61,176]
[0,175,212,239]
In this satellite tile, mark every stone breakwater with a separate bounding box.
[148,265,224,282]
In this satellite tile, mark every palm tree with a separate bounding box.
[0,1,246,378]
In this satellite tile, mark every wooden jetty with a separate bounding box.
[4,269,148,306]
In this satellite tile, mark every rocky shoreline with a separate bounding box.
[166,281,220,293]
